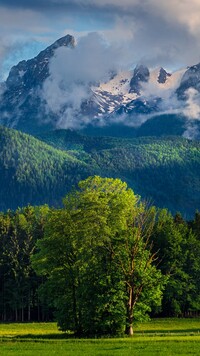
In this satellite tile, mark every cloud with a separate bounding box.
[0,37,27,80]
[0,6,56,78]
[1,0,200,68]
[140,79,200,139]
[183,123,199,140]
[0,6,50,35]
[3,0,200,37]
[42,31,200,132]
[148,0,200,37]
[0,36,46,81]
[139,68,186,114]
[183,88,200,120]
[182,88,200,139]
[42,32,126,129]
[2,0,200,136]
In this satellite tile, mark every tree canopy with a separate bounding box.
[32,176,166,336]
[0,176,200,335]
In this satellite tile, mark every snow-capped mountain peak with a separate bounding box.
[91,66,187,118]
[2,34,200,135]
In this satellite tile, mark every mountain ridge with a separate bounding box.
[0,35,200,217]
[1,34,200,137]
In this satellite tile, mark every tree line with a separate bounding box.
[1,176,200,336]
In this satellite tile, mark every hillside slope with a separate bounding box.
[38,129,200,217]
[0,125,200,217]
[0,126,94,210]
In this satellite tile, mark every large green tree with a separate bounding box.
[32,176,165,336]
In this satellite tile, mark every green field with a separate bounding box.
[0,318,200,355]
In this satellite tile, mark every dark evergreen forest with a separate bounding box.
[1,176,200,336]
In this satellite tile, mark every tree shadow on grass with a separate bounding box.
[1,333,75,342]
[134,328,200,335]
[1,328,200,342]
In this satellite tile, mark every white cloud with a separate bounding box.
[42,32,126,129]
[2,0,200,76]
[149,0,200,36]
[183,88,200,120]
[181,88,200,139]
[2,0,200,136]
[0,6,50,35]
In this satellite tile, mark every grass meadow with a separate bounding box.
[0,318,200,355]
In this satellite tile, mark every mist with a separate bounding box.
[40,31,200,137]
[182,88,200,139]
[42,32,130,129]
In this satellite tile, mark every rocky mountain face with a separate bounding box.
[158,67,171,84]
[176,63,200,99]
[6,35,75,90]
[1,34,200,137]
[129,65,150,94]
[0,35,75,133]
[91,67,183,124]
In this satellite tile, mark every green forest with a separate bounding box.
[1,176,200,336]
[1,125,200,217]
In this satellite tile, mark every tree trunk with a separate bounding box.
[3,297,7,321]
[21,304,24,322]
[28,290,31,321]
[42,307,45,321]
[37,294,40,321]
[15,308,18,322]
[72,282,79,334]
[37,305,40,321]
[129,324,134,336]
[126,286,134,336]
[28,303,31,322]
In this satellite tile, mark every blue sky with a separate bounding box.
[1,0,200,79]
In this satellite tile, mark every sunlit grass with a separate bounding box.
[134,317,200,335]
[0,318,200,355]
[0,322,60,337]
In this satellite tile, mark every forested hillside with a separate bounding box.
[38,129,200,217]
[0,125,200,217]
[0,126,94,210]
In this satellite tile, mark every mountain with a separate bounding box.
[0,35,75,134]
[0,125,200,217]
[177,63,200,99]
[129,64,150,94]
[1,35,200,218]
[91,67,184,120]
[1,34,200,137]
